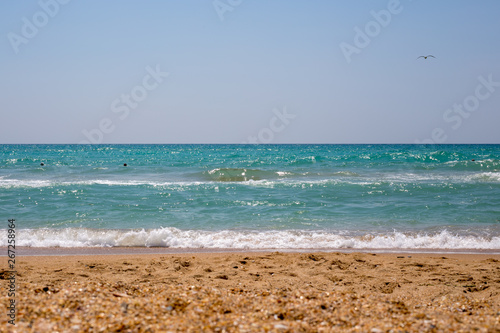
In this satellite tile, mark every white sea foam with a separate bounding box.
[1,169,498,189]
[3,228,499,250]
[467,172,500,182]
[0,179,53,188]
[0,179,207,188]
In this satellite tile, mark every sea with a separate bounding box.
[1,144,499,252]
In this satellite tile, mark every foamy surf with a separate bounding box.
[3,228,499,250]
[1,169,498,189]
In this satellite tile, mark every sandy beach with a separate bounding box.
[1,251,499,332]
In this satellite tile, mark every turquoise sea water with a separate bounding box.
[1,144,499,250]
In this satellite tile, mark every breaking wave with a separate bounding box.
[3,228,499,250]
[202,168,292,182]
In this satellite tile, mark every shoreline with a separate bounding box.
[7,246,500,256]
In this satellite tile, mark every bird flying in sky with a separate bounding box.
[417,55,436,60]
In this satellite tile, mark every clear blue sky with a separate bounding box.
[1,0,499,144]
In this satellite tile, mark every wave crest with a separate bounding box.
[204,168,288,182]
[4,228,500,250]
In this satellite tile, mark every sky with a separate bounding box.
[1,0,499,144]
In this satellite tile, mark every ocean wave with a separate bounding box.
[372,172,500,184]
[203,168,292,182]
[466,172,500,182]
[0,179,54,188]
[1,170,498,189]
[3,228,499,250]
[445,158,500,170]
[0,179,206,188]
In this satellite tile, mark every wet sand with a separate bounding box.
[1,251,499,332]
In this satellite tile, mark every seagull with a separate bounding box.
[417,55,435,60]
